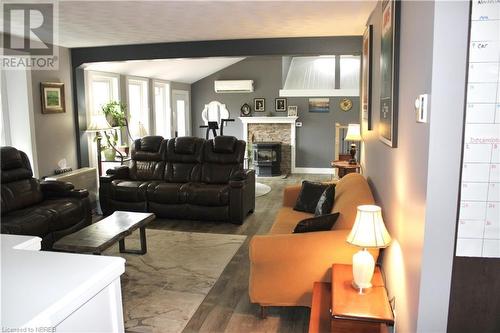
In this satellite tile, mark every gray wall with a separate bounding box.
[191,56,360,168]
[362,2,433,333]
[31,46,78,177]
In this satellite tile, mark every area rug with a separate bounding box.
[103,229,246,333]
[255,182,271,197]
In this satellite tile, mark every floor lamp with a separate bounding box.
[86,114,112,176]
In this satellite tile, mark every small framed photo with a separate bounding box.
[287,106,298,117]
[309,98,329,113]
[41,82,65,114]
[254,98,265,112]
[275,98,287,112]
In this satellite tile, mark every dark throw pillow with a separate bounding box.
[293,213,340,233]
[315,185,335,216]
[294,181,331,214]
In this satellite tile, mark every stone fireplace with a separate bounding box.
[239,116,298,175]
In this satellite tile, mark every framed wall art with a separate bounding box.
[275,98,287,112]
[361,24,373,133]
[254,98,265,112]
[379,0,400,147]
[41,82,65,114]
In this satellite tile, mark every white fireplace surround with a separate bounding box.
[239,116,297,173]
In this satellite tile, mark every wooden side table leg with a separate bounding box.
[119,227,147,255]
[260,306,267,319]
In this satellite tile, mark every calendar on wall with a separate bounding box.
[456,0,500,258]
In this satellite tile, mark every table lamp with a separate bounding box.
[86,114,113,176]
[346,205,391,292]
[344,123,362,165]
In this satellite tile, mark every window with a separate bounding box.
[86,72,119,118]
[172,90,190,137]
[153,81,171,138]
[340,55,361,90]
[127,78,150,138]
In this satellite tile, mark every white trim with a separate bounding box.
[294,167,335,174]
[279,89,359,97]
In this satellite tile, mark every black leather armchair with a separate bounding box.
[1,147,92,249]
[99,136,255,224]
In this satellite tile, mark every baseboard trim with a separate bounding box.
[293,167,334,174]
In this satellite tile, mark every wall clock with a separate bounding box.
[339,98,353,112]
[240,103,252,116]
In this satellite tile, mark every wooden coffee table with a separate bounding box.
[53,211,155,255]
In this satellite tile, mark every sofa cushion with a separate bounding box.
[128,137,167,180]
[147,182,188,204]
[1,178,44,215]
[315,185,335,216]
[164,137,204,182]
[269,207,314,234]
[201,137,245,184]
[110,180,151,202]
[37,198,89,232]
[293,213,340,233]
[1,206,52,236]
[294,181,330,214]
[185,183,230,206]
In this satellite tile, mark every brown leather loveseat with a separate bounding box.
[1,147,92,249]
[99,135,255,224]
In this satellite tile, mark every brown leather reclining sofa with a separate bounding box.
[99,135,255,224]
[1,147,92,249]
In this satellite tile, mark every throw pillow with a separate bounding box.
[315,185,335,216]
[293,213,340,233]
[293,181,329,214]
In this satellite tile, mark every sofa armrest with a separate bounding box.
[106,165,130,179]
[249,230,378,306]
[99,174,116,184]
[40,180,74,192]
[282,184,302,207]
[229,169,255,188]
[40,180,89,199]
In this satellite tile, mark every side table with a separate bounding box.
[331,160,361,178]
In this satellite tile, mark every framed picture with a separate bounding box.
[275,98,287,112]
[361,24,373,133]
[41,82,65,114]
[254,98,265,112]
[309,98,329,113]
[379,0,400,147]
[287,106,298,117]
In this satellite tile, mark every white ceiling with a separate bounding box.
[52,1,377,48]
[82,57,246,84]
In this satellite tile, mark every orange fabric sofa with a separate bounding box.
[249,173,378,307]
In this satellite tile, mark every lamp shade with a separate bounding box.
[86,114,112,132]
[345,123,362,141]
[347,205,391,248]
[129,118,148,138]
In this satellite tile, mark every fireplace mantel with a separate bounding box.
[239,116,298,174]
[238,116,298,124]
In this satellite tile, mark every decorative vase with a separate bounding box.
[103,148,116,161]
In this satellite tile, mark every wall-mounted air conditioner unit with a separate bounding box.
[214,80,254,93]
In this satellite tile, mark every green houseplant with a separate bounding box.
[100,101,132,157]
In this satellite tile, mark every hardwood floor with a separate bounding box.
[145,174,331,333]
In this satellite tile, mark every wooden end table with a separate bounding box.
[309,264,394,333]
[330,160,361,178]
[53,211,155,255]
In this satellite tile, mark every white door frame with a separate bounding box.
[171,89,190,137]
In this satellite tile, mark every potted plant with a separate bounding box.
[101,129,119,161]
[101,101,132,155]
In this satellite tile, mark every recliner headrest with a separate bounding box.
[213,136,237,154]
[174,137,198,154]
[138,136,164,152]
[1,147,24,170]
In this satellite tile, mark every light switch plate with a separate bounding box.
[295,122,303,127]
[415,94,428,123]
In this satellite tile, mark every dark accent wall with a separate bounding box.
[71,36,361,167]
[190,56,360,168]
